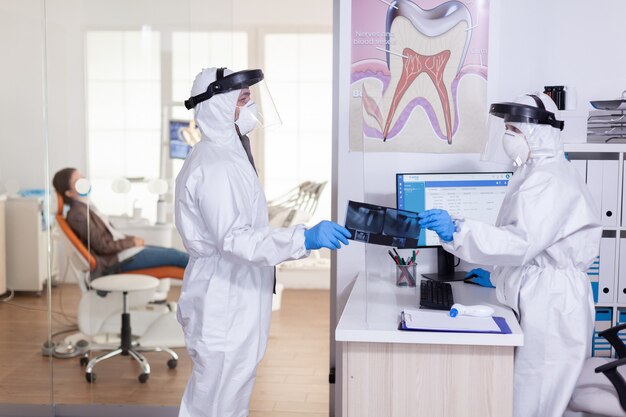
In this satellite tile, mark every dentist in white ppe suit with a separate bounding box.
[175,67,351,417]
[419,93,601,417]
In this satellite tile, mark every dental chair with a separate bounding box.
[54,193,186,383]
[568,323,626,416]
[267,181,327,228]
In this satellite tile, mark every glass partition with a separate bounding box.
[43,0,234,411]
[0,1,54,415]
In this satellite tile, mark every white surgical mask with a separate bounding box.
[502,130,530,167]
[235,102,259,135]
[75,178,92,197]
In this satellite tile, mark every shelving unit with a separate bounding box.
[565,142,626,357]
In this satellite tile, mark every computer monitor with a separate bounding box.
[396,172,512,281]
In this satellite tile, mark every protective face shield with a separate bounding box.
[483,93,564,165]
[185,67,281,133]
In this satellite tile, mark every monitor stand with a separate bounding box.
[421,247,467,282]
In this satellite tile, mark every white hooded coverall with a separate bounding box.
[442,96,602,417]
[175,68,308,417]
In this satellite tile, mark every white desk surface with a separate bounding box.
[336,273,523,347]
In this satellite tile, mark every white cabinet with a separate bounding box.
[5,197,53,293]
[565,143,626,357]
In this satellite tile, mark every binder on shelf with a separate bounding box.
[618,234,626,304]
[601,160,619,226]
[586,160,604,224]
[598,233,616,304]
[593,307,613,357]
[623,162,626,227]
[587,256,600,303]
[586,159,619,226]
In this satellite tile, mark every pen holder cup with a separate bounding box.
[396,264,417,287]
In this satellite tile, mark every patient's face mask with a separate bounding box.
[235,102,259,136]
[74,177,92,198]
[502,128,530,167]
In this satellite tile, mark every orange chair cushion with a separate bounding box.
[130,266,185,280]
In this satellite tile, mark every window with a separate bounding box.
[85,30,248,220]
[264,33,333,223]
[170,31,248,177]
[85,29,161,220]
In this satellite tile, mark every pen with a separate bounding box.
[387,250,399,264]
[392,248,406,265]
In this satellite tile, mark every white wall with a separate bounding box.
[0,0,48,190]
[490,1,626,106]
[332,0,626,415]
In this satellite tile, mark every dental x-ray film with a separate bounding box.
[344,200,420,248]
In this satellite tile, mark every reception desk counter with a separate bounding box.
[336,274,523,417]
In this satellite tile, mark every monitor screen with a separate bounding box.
[169,120,194,160]
[396,172,512,247]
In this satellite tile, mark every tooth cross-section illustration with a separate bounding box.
[374,0,472,144]
[383,48,451,142]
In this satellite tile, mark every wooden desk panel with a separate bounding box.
[342,342,513,417]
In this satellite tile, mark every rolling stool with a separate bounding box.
[82,274,179,383]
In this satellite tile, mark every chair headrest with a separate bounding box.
[55,192,96,271]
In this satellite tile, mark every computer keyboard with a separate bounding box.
[420,279,455,310]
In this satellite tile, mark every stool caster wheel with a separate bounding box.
[138,373,149,383]
[86,373,96,383]
[80,357,89,367]
[167,359,178,369]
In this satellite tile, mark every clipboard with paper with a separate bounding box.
[399,309,512,334]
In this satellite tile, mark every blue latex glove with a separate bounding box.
[418,209,456,242]
[465,268,494,288]
[304,221,352,250]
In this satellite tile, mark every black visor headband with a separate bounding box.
[489,95,564,131]
[184,68,264,110]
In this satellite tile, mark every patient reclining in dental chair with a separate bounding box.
[53,167,188,279]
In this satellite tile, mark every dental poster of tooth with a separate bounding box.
[350,0,489,153]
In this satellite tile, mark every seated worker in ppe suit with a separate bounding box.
[175,67,351,417]
[419,93,601,417]
[53,167,189,278]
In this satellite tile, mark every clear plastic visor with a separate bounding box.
[234,79,281,130]
[481,113,509,164]
[483,115,539,166]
